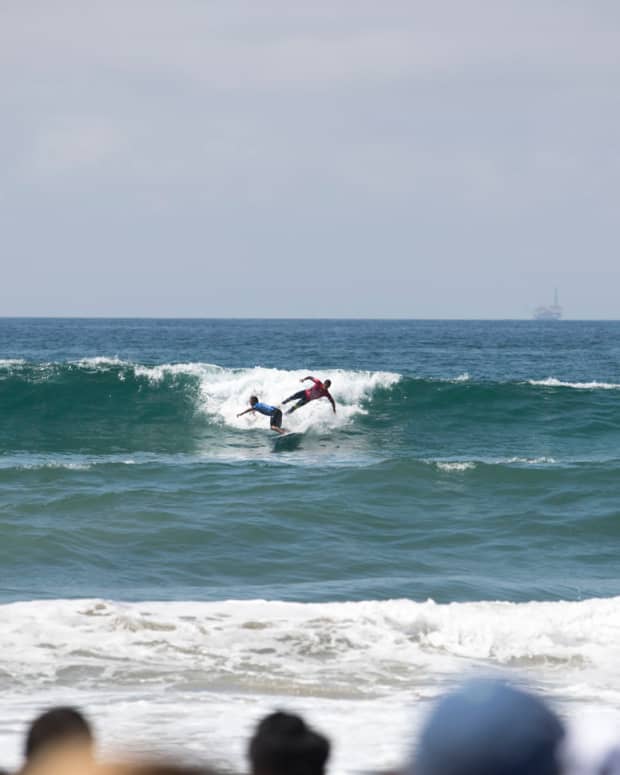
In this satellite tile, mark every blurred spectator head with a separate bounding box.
[248,711,330,775]
[410,679,564,775]
[25,706,94,761]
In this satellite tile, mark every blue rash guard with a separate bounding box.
[253,402,276,417]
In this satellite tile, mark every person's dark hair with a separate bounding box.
[248,711,330,775]
[25,706,93,760]
[323,380,331,389]
[250,396,258,405]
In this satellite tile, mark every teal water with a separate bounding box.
[1,318,619,605]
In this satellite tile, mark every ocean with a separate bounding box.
[1,318,620,773]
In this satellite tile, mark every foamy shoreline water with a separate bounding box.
[2,597,620,773]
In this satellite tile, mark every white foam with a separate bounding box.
[428,373,471,384]
[436,461,476,472]
[2,597,620,774]
[503,456,557,465]
[0,454,94,471]
[2,597,620,698]
[76,357,127,368]
[529,378,620,390]
[132,362,220,382]
[432,456,557,471]
[432,455,562,470]
[0,453,171,471]
[28,461,92,471]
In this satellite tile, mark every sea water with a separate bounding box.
[1,318,620,772]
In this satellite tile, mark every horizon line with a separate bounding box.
[0,315,618,322]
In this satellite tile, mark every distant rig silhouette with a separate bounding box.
[534,289,562,320]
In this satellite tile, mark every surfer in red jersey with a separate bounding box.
[282,376,336,415]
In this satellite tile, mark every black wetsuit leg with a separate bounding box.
[286,396,309,414]
[283,389,306,404]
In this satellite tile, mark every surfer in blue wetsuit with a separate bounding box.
[237,396,286,434]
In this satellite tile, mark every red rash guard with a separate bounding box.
[306,379,328,400]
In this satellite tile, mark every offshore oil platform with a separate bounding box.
[534,289,563,320]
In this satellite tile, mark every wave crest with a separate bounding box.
[0,360,400,452]
[529,378,620,390]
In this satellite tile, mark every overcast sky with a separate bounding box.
[2,1,619,318]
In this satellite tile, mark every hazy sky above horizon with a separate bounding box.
[2,1,619,318]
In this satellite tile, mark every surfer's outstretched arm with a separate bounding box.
[326,392,336,413]
[237,407,255,418]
